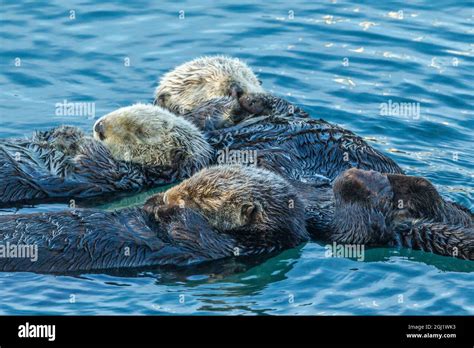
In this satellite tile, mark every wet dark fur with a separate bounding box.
[0,199,308,274]
[181,97,244,131]
[239,93,310,118]
[0,126,191,207]
[0,207,232,273]
[206,113,404,181]
[182,94,309,131]
[329,169,473,259]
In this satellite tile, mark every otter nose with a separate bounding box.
[94,121,105,140]
[229,83,244,99]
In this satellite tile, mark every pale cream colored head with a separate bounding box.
[154,56,265,114]
[93,103,212,169]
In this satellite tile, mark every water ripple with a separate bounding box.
[0,0,472,315]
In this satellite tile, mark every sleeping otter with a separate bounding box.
[329,168,473,259]
[152,56,402,177]
[154,56,265,115]
[0,104,211,207]
[92,103,211,169]
[146,165,308,248]
[0,166,308,273]
[1,165,469,274]
[154,56,310,130]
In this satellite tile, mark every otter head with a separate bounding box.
[154,56,264,115]
[144,165,309,250]
[93,103,212,173]
[332,168,472,244]
[332,168,394,244]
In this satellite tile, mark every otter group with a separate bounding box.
[0,56,472,273]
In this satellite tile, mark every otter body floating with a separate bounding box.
[1,166,471,275]
[0,166,309,273]
[207,110,404,181]
[0,104,212,207]
[0,126,158,206]
[0,207,235,273]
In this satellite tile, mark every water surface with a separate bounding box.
[0,0,473,315]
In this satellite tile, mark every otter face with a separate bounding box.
[153,165,277,231]
[154,56,264,115]
[332,168,472,244]
[145,165,308,247]
[93,103,212,169]
[332,169,394,244]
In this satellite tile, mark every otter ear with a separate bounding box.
[241,201,264,225]
[154,92,170,107]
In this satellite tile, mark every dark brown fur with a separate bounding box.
[331,168,473,259]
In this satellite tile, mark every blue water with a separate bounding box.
[0,0,473,315]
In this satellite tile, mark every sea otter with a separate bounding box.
[1,165,470,274]
[0,104,211,207]
[0,166,309,273]
[146,165,307,247]
[329,168,473,259]
[154,56,265,115]
[151,56,402,178]
[92,103,211,169]
[154,56,309,130]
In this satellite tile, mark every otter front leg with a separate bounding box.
[184,97,245,131]
[239,93,309,118]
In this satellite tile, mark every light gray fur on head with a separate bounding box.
[154,56,264,114]
[93,103,212,170]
